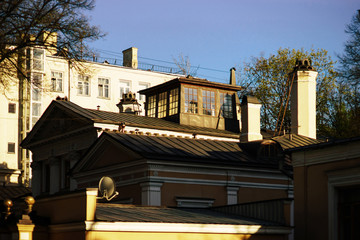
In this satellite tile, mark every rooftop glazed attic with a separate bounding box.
[139,75,242,133]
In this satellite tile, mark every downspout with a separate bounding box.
[68,60,71,101]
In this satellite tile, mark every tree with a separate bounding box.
[173,53,198,76]
[338,10,360,90]
[336,10,360,138]
[238,47,338,137]
[0,0,103,90]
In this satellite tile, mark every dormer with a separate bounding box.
[139,76,242,132]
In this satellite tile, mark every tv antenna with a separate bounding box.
[97,176,119,201]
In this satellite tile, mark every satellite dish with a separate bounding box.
[97,176,119,201]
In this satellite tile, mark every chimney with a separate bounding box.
[41,31,57,55]
[229,68,241,129]
[290,59,318,139]
[116,91,141,114]
[240,95,263,142]
[230,67,236,85]
[122,47,138,69]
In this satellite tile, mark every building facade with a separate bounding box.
[1,32,182,186]
[291,137,360,240]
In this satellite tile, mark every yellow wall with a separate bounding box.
[85,231,286,240]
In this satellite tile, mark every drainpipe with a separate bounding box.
[68,60,71,101]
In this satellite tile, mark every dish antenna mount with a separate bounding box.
[97,176,119,201]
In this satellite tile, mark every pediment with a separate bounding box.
[73,134,142,173]
[22,101,94,148]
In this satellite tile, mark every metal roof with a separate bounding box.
[54,100,239,137]
[96,203,279,225]
[103,132,280,168]
[272,134,322,151]
[0,186,32,200]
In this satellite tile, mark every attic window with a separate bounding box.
[158,92,167,118]
[147,95,156,117]
[202,90,215,116]
[220,93,233,118]
[169,88,179,115]
[184,87,198,114]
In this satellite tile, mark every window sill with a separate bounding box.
[77,94,91,97]
[97,96,110,100]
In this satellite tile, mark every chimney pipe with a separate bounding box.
[240,95,263,142]
[230,67,236,85]
[290,59,318,139]
[122,47,138,69]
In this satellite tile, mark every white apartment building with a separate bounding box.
[0,33,182,186]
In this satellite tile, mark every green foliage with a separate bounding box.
[238,47,338,137]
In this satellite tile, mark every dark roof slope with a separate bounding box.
[0,186,32,201]
[54,100,239,137]
[104,132,279,168]
[96,203,279,225]
[272,134,322,151]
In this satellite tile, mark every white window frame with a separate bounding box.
[138,82,150,101]
[51,71,63,92]
[119,80,131,99]
[77,75,90,96]
[98,77,110,98]
[33,48,45,72]
[31,73,43,127]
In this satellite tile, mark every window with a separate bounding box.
[138,83,149,101]
[7,142,15,153]
[33,49,44,71]
[220,93,233,118]
[184,87,198,114]
[202,90,215,116]
[8,103,16,113]
[77,75,90,96]
[338,186,360,240]
[32,73,42,126]
[169,88,179,116]
[51,71,63,92]
[147,95,156,117]
[158,92,167,118]
[119,80,130,99]
[98,78,110,98]
[32,103,41,126]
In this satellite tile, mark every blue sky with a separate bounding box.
[88,0,359,83]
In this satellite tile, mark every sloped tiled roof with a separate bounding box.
[54,101,239,137]
[96,203,279,225]
[103,132,279,168]
[272,134,323,151]
[0,186,32,200]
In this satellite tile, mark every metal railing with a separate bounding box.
[83,56,183,75]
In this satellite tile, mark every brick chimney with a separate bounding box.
[290,59,318,139]
[240,95,263,142]
[41,31,57,55]
[122,47,138,69]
